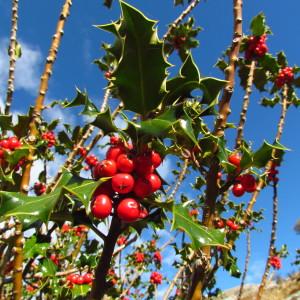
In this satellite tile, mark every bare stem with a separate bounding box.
[163,0,201,40]
[235,60,256,148]
[162,265,185,300]
[20,0,73,194]
[237,230,251,300]
[256,182,278,300]
[4,0,19,116]
[168,159,189,200]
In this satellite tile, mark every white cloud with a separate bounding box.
[246,259,265,284]
[0,38,42,95]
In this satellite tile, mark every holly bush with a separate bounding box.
[0,1,299,300]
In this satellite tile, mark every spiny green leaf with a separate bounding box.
[250,13,270,36]
[13,114,30,137]
[109,1,170,115]
[91,107,118,135]
[0,115,13,131]
[5,146,29,165]
[41,258,58,276]
[24,236,50,259]
[199,77,227,104]
[172,204,228,249]
[64,88,98,116]
[253,140,289,168]
[261,95,280,107]
[163,54,200,106]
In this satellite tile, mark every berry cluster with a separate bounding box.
[269,255,281,269]
[232,174,257,197]
[0,136,22,152]
[61,223,88,236]
[77,146,87,158]
[215,218,239,231]
[135,252,145,263]
[275,67,294,88]
[42,131,56,147]
[66,273,93,286]
[90,136,163,223]
[85,154,99,169]
[245,34,268,60]
[117,235,127,246]
[34,182,46,196]
[268,162,279,183]
[150,271,162,285]
[153,251,162,264]
[226,219,239,231]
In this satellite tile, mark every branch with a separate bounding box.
[246,84,288,215]
[168,158,189,200]
[88,216,123,300]
[163,0,201,40]
[12,220,24,300]
[113,234,137,257]
[162,265,185,300]
[4,0,19,116]
[20,0,73,194]
[256,182,278,300]
[237,230,251,300]
[188,1,243,299]
[235,60,256,148]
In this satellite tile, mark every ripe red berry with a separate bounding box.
[135,252,145,263]
[269,256,281,269]
[8,137,21,150]
[110,136,120,145]
[106,146,126,161]
[116,154,134,173]
[82,273,93,284]
[117,235,126,246]
[150,151,162,168]
[228,153,241,168]
[133,177,152,198]
[105,71,112,79]
[240,174,257,193]
[232,183,245,197]
[150,271,162,284]
[112,173,134,194]
[215,219,225,229]
[144,173,161,193]
[226,219,239,231]
[78,147,87,157]
[85,154,99,167]
[50,254,59,266]
[134,155,154,176]
[0,149,5,159]
[117,198,140,222]
[0,139,9,149]
[75,276,85,285]
[93,160,117,179]
[91,194,113,219]
[67,274,80,284]
[153,251,162,263]
[189,209,199,217]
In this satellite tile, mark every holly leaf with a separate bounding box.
[41,258,58,276]
[71,284,90,298]
[172,205,228,249]
[261,95,280,107]
[5,146,30,165]
[64,88,98,116]
[91,107,118,135]
[109,1,170,115]
[253,140,288,168]
[24,236,50,259]
[250,13,270,36]
[12,114,31,137]
[0,115,13,131]
[277,51,287,67]
[200,77,226,104]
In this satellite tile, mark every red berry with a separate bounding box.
[78,147,87,157]
[153,251,162,263]
[105,71,112,79]
[116,154,134,173]
[135,252,144,263]
[0,139,9,149]
[240,174,257,193]
[93,160,117,179]
[106,146,126,161]
[139,207,149,219]
[110,136,120,145]
[189,209,199,217]
[150,271,162,284]
[144,173,161,193]
[117,235,126,246]
[50,254,59,266]
[117,198,140,222]
[133,178,152,198]
[67,274,80,284]
[112,173,134,194]
[226,219,239,231]
[91,194,113,219]
[228,153,241,168]
[75,276,85,285]
[134,155,154,176]
[8,137,21,150]
[0,149,4,159]
[82,273,93,284]
[232,183,245,197]
[215,219,225,229]
[150,151,162,168]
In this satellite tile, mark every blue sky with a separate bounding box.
[0,0,299,296]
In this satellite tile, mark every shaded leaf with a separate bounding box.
[91,107,118,135]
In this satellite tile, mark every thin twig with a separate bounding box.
[20,0,73,194]
[235,60,256,148]
[188,1,243,299]
[237,230,251,300]
[4,0,19,116]
[163,0,201,40]
[256,182,278,300]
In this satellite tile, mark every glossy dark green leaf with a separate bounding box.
[250,13,270,36]
[200,77,226,105]
[109,1,170,115]
[13,114,30,137]
[261,95,280,107]
[259,54,279,74]
[163,54,200,106]
[277,51,287,67]
[91,107,118,135]
[253,140,288,168]
[172,205,228,249]
[5,146,29,165]
[0,167,14,184]
[0,115,12,131]
[58,131,73,150]
[215,59,228,72]
[41,258,58,276]
[64,88,98,116]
